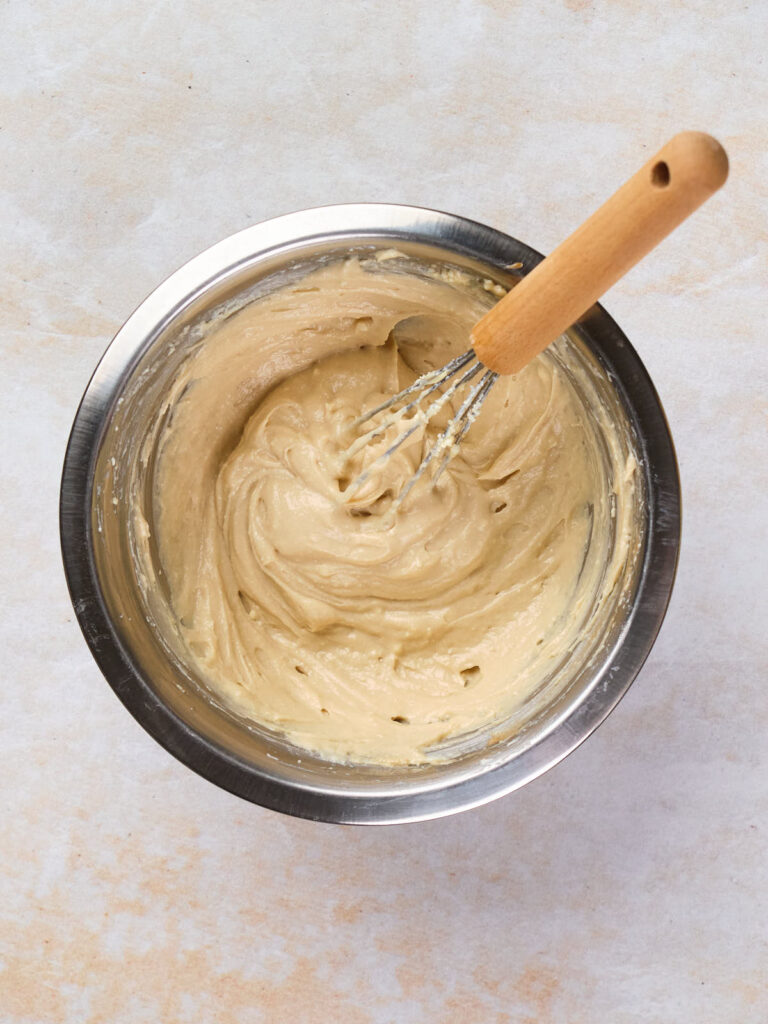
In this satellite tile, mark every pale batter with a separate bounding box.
[146,256,636,764]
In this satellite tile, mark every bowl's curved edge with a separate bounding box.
[60,203,681,825]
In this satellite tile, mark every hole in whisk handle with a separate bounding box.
[651,161,671,188]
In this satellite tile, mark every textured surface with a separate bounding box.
[2,1,767,1021]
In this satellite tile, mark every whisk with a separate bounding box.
[346,131,728,505]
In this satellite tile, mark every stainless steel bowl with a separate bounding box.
[60,204,680,824]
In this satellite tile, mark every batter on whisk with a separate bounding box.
[145,255,636,765]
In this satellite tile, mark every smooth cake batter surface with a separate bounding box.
[147,256,635,764]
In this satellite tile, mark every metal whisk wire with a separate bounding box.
[343,348,498,504]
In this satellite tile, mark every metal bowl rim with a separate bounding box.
[60,203,681,824]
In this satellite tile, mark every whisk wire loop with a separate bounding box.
[351,349,476,431]
[394,368,498,508]
[344,348,498,502]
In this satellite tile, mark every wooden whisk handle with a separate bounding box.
[471,131,729,375]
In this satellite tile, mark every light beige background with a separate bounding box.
[2,1,767,1021]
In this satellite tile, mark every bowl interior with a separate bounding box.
[86,231,647,805]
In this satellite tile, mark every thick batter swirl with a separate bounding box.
[150,257,633,764]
